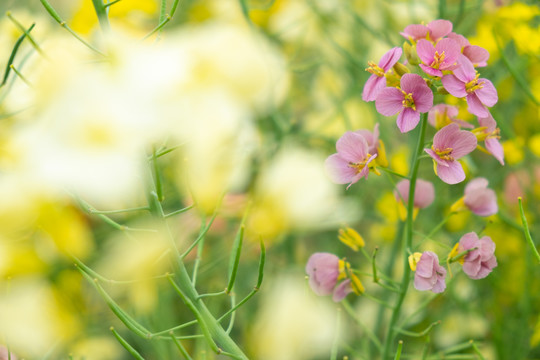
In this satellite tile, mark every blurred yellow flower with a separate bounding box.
[502,138,525,166]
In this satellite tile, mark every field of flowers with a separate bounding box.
[0,0,539,359]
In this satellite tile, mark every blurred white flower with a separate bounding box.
[250,273,341,360]
[0,277,78,358]
[248,147,357,238]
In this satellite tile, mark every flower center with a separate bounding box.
[348,153,373,173]
[401,91,416,110]
[430,50,446,69]
[432,145,454,161]
[465,73,485,93]
[472,126,501,142]
[366,61,385,77]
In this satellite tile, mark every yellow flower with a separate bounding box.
[338,227,365,251]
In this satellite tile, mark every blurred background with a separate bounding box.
[0,0,539,359]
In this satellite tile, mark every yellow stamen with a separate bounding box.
[465,72,485,93]
[472,126,501,142]
[366,61,385,77]
[430,50,446,69]
[338,227,365,251]
[408,252,423,271]
[348,153,373,174]
[401,91,416,110]
[432,145,454,161]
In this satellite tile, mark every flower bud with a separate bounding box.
[403,42,420,65]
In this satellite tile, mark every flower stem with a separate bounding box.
[518,197,540,264]
[382,112,428,359]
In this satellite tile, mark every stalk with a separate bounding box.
[381,113,428,359]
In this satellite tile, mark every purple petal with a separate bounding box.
[453,55,476,83]
[401,24,428,40]
[379,47,403,71]
[375,87,404,116]
[475,79,498,107]
[433,123,461,149]
[397,108,420,133]
[306,253,340,296]
[447,129,477,159]
[441,74,467,98]
[414,274,436,291]
[460,232,479,250]
[437,160,466,184]
[463,260,482,279]
[463,45,489,67]
[416,39,435,65]
[332,279,353,302]
[467,93,490,118]
[478,236,496,260]
[416,252,436,277]
[427,19,453,41]
[400,73,428,94]
[425,148,449,167]
[485,138,505,165]
[394,179,410,203]
[324,154,358,184]
[478,113,496,132]
[420,64,443,77]
[355,124,379,154]
[336,132,368,163]
[431,277,447,293]
[412,83,434,113]
[436,38,461,68]
[464,181,498,216]
[362,75,387,102]
[447,32,470,48]
[415,179,435,208]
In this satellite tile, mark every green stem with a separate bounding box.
[144,174,247,358]
[382,113,428,359]
[518,197,540,263]
[91,0,111,32]
[423,213,454,241]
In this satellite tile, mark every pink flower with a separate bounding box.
[458,232,497,279]
[441,55,498,117]
[332,279,353,302]
[447,32,490,67]
[0,346,17,360]
[476,113,504,165]
[325,131,378,188]
[375,73,433,133]
[354,123,380,155]
[362,47,403,101]
[417,38,461,77]
[394,178,435,208]
[425,123,477,184]
[414,251,447,293]
[464,178,498,216]
[428,104,473,129]
[401,19,453,42]
[305,253,340,296]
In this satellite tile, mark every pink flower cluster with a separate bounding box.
[305,253,353,302]
[313,19,501,300]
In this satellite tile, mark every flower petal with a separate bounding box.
[447,32,470,48]
[447,129,477,159]
[412,83,434,113]
[467,93,490,118]
[400,24,428,40]
[476,78,498,107]
[379,47,403,71]
[336,132,368,163]
[463,45,489,67]
[419,64,443,77]
[436,160,466,184]
[375,87,404,116]
[397,108,420,133]
[485,138,505,165]
[427,19,453,41]
[332,280,352,302]
[441,74,467,98]
[400,73,428,94]
[415,179,435,208]
[437,39,461,70]
[453,55,476,83]
[362,75,386,102]
[416,39,436,65]
[324,154,358,184]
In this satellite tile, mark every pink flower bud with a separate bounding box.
[458,232,497,279]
